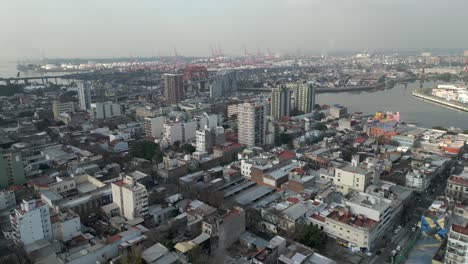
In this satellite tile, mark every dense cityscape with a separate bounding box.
[0,49,467,264]
[2,1,468,264]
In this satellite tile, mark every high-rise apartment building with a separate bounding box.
[163,73,184,104]
[111,175,148,221]
[294,83,316,114]
[10,199,52,246]
[78,82,92,110]
[52,100,75,120]
[238,102,266,147]
[0,150,26,188]
[270,85,291,119]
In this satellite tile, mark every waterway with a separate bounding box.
[2,60,468,129]
[318,80,468,130]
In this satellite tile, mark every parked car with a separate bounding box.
[394,225,402,234]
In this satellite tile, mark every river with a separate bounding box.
[1,61,468,129]
[318,80,468,130]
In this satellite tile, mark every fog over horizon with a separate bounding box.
[1,0,468,60]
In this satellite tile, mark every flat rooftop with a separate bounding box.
[235,185,275,206]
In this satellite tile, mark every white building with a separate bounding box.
[196,126,225,153]
[144,116,165,140]
[90,101,122,119]
[238,102,266,147]
[51,209,81,242]
[227,104,239,118]
[10,199,52,246]
[111,175,148,221]
[329,104,348,119]
[240,159,253,179]
[163,121,197,145]
[445,204,468,264]
[334,158,373,195]
[109,131,131,142]
[197,113,218,130]
[78,82,92,111]
[405,170,430,191]
[52,100,75,120]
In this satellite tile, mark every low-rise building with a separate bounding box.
[51,209,81,242]
[446,172,468,204]
[90,101,122,119]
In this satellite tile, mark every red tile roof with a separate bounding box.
[312,201,321,206]
[278,150,296,160]
[452,223,468,236]
[106,234,122,244]
[7,185,24,191]
[287,197,300,204]
[113,180,125,187]
[311,214,325,222]
[449,175,468,186]
[328,211,378,229]
[295,167,305,176]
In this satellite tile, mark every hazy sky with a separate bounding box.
[1,0,468,59]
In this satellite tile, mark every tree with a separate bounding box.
[297,224,327,250]
[314,122,327,131]
[314,112,325,121]
[118,246,143,264]
[438,73,453,82]
[432,126,447,131]
[130,141,162,161]
[290,109,305,116]
[275,133,294,146]
[180,143,196,154]
[172,141,181,151]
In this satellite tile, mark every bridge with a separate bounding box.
[0,74,75,85]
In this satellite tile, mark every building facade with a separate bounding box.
[163,73,184,104]
[271,85,291,119]
[52,100,75,120]
[163,121,197,145]
[10,199,52,246]
[90,101,122,119]
[238,102,266,147]
[144,116,165,140]
[294,83,316,114]
[78,81,92,111]
[0,150,26,188]
[111,175,149,221]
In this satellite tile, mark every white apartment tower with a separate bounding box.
[238,102,266,147]
[111,175,149,221]
[10,199,52,246]
[78,81,92,110]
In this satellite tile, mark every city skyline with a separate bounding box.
[2,0,468,60]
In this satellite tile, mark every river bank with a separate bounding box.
[411,89,468,112]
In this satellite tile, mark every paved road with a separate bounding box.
[370,160,461,264]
